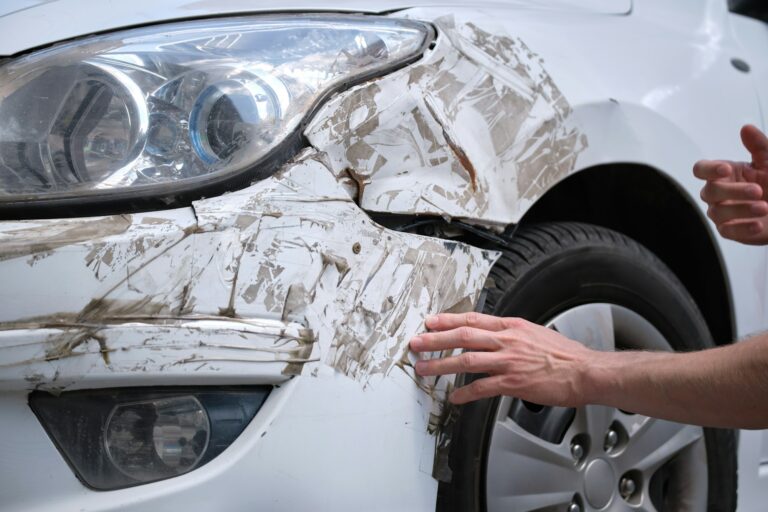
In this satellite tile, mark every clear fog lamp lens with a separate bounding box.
[105,396,210,480]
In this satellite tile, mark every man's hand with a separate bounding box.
[695,124,768,244]
[409,312,597,406]
[410,312,768,428]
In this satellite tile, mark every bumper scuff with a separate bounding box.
[0,150,497,391]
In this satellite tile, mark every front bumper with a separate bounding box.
[0,149,496,510]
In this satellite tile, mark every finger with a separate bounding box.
[449,375,507,404]
[414,351,502,376]
[410,326,501,353]
[425,312,522,332]
[707,201,768,224]
[735,163,761,184]
[700,181,762,203]
[718,219,766,243]
[693,160,732,181]
[741,124,768,168]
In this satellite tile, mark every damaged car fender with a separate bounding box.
[306,16,589,229]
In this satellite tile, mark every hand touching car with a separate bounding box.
[695,124,768,244]
[410,310,768,428]
[410,313,594,406]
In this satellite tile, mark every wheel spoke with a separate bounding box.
[572,404,616,446]
[615,416,703,475]
[486,418,581,508]
[548,303,615,351]
[610,305,670,351]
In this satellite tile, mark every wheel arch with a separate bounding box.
[519,163,735,345]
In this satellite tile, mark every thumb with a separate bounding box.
[740,124,768,169]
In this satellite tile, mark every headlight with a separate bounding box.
[29,387,270,490]
[0,15,431,208]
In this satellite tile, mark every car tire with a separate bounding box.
[437,222,737,512]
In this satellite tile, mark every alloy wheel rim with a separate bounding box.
[485,304,707,512]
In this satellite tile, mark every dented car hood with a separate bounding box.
[0,0,630,55]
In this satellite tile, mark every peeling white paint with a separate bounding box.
[0,318,314,391]
[0,19,588,489]
[0,17,589,488]
[0,150,497,390]
[0,17,585,395]
[306,16,587,228]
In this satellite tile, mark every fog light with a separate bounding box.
[105,396,209,481]
[29,386,270,489]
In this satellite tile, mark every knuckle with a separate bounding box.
[459,352,475,370]
[465,311,481,327]
[458,326,473,343]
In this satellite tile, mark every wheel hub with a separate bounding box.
[583,459,615,508]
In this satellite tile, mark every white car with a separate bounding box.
[1,0,767,510]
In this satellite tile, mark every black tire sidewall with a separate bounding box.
[492,246,707,349]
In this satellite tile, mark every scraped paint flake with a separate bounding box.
[0,21,582,454]
[306,17,587,227]
[0,152,496,391]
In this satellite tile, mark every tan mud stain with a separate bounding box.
[1,215,132,262]
[306,16,587,224]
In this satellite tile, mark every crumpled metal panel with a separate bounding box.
[190,151,498,383]
[0,150,497,390]
[306,16,588,228]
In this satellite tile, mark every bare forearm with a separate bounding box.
[584,333,768,428]
[411,313,768,429]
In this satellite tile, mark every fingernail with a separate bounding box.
[749,185,762,198]
[750,223,762,234]
[410,336,423,350]
[425,315,437,327]
[751,203,767,214]
[717,165,730,177]
[414,360,426,375]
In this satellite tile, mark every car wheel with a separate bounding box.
[438,222,737,512]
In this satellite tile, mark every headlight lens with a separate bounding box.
[0,15,430,206]
[29,387,270,490]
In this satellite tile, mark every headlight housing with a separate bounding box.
[0,15,431,210]
[29,387,270,490]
